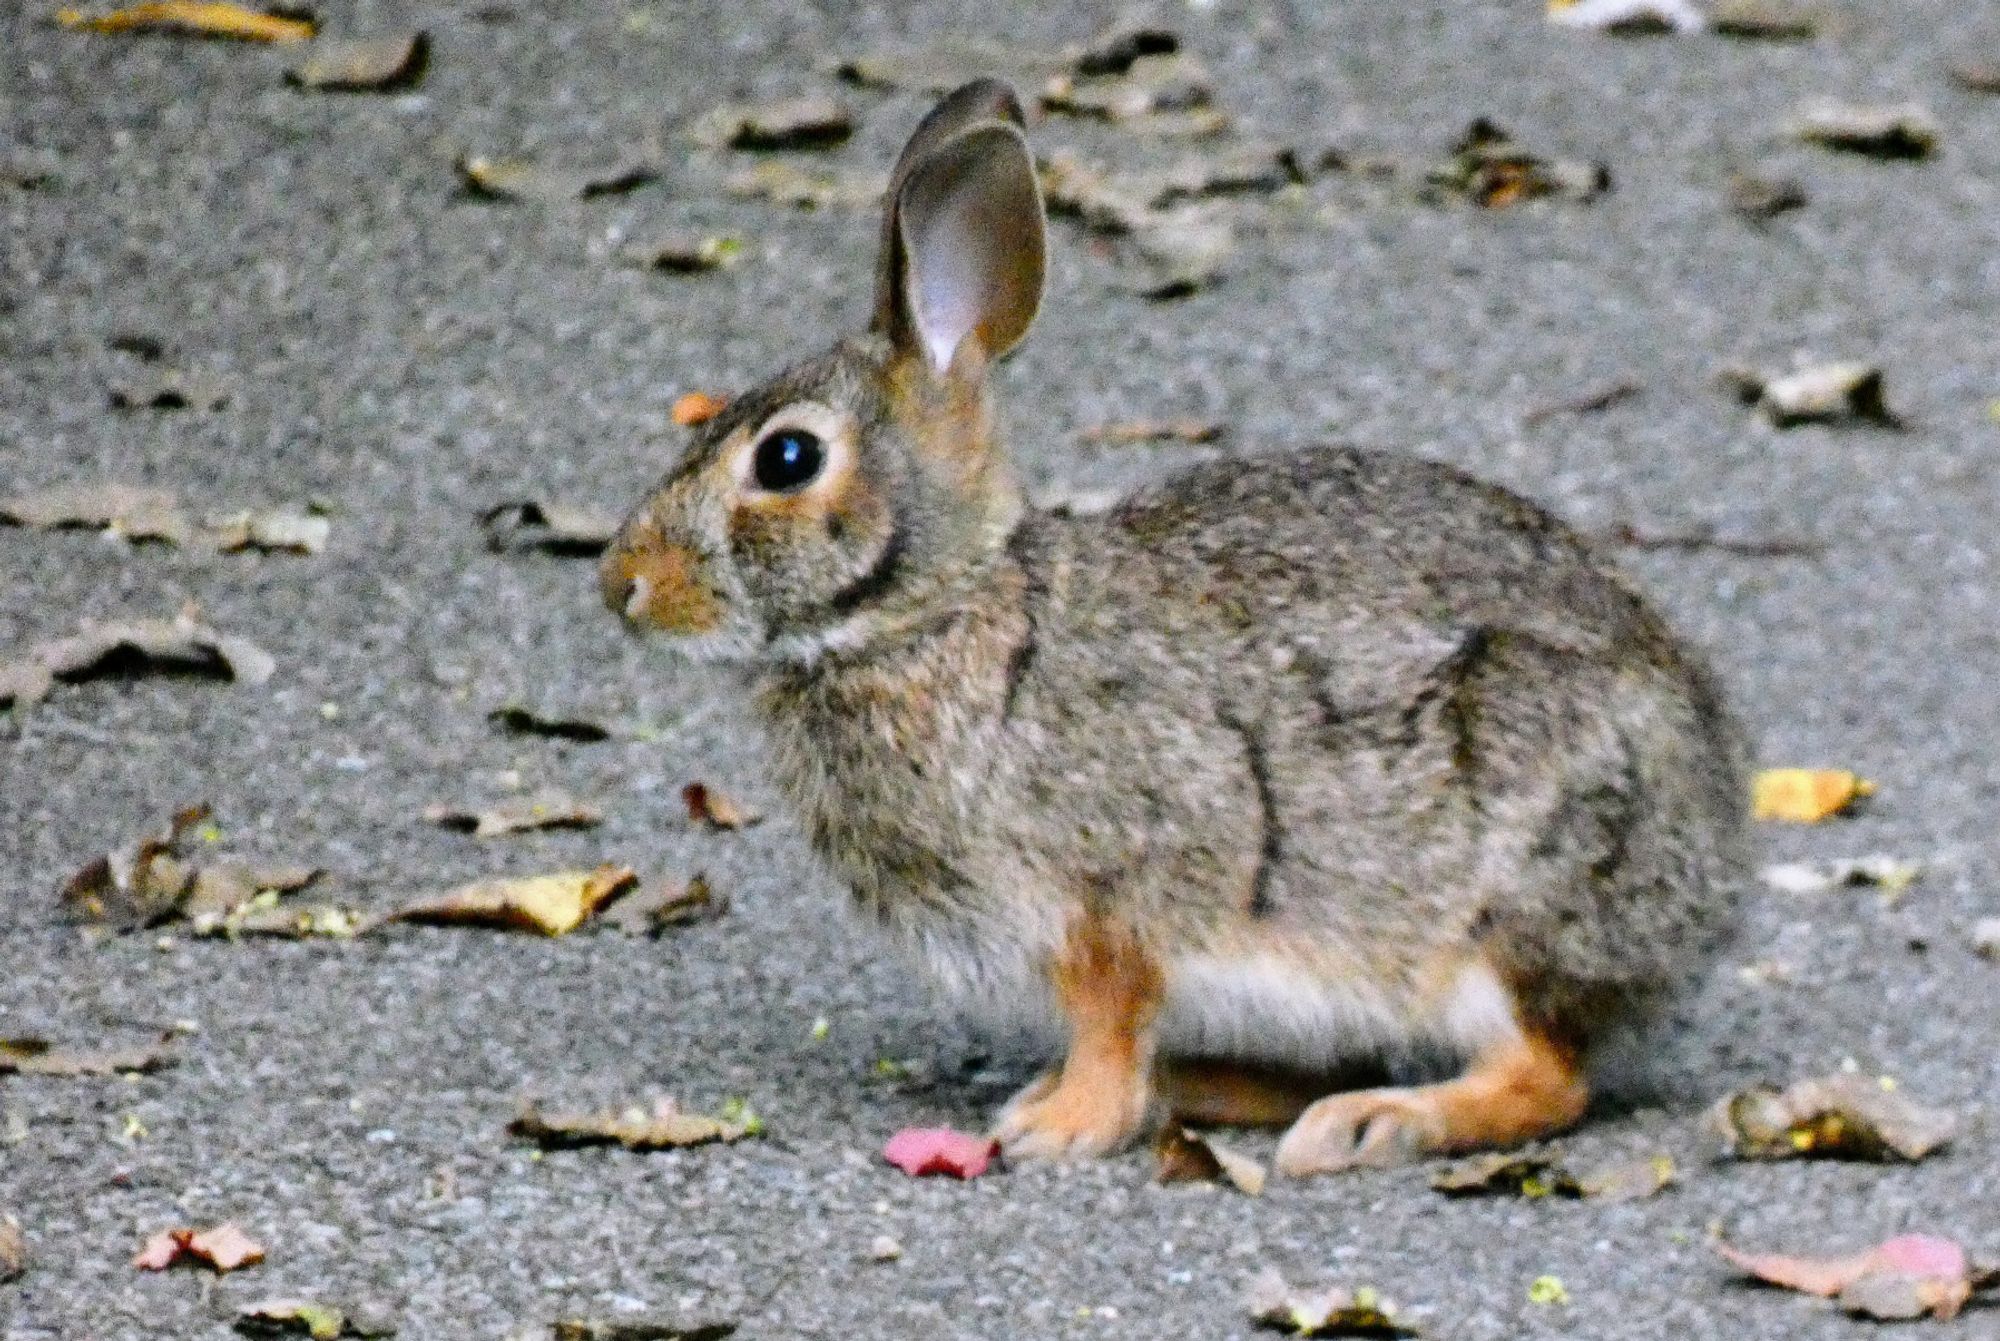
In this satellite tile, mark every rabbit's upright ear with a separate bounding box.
[874,82,1046,377]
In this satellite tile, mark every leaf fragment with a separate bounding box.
[133,1223,265,1273]
[1709,0,1817,40]
[1711,1073,1954,1161]
[205,506,332,555]
[0,483,193,545]
[456,155,657,203]
[622,234,744,275]
[1546,0,1706,35]
[1245,1267,1419,1338]
[107,366,232,410]
[510,1097,757,1150]
[1428,119,1609,208]
[1042,52,1228,137]
[235,1297,397,1338]
[550,1317,736,1341]
[682,783,761,830]
[488,704,611,742]
[837,40,1063,94]
[671,391,729,427]
[480,500,618,555]
[1973,917,2000,960]
[1791,102,1940,159]
[601,874,727,936]
[0,1213,23,1282]
[58,803,212,928]
[385,864,637,936]
[882,1127,998,1178]
[284,32,429,92]
[1950,61,2000,95]
[1078,418,1224,446]
[1751,768,1875,821]
[1527,1275,1569,1306]
[3,612,274,711]
[58,2,315,42]
[724,160,884,210]
[0,1035,177,1076]
[1153,1125,1266,1194]
[1759,855,1920,898]
[1717,1232,1979,1321]
[689,94,853,151]
[424,788,603,838]
[1728,172,1807,220]
[1430,1152,1584,1198]
[1724,363,1902,429]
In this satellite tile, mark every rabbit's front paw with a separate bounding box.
[1274,1088,1448,1175]
[992,1067,1148,1160]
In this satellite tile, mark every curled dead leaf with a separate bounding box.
[1153,1125,1265,1194]
[602,874,727,936]
[107,366,231,410]
[385,864,637,937]
[1752,768,1875,821]
[1717,1232,1980,1321]
[1042,52,1228,137]
[0,1035,176,1077]
[1,611,274,712]
[1428,119,1609,208]
[488,704,611,742]
[690,94,853,151]
[58,2,314,41]
[424,788,603,838]
[456,155,657,203]
[724,160,884,210]
[1245,1266,1419,1337]
[551,1316,737,1341]
[1547,0,1706,35]
[1711,1073,1954,1161]
[1792,102,1940,159]
[58,803,211,929]
[682,783,761,830]
[1723,363,1902,428]
[133,1223,265,1273]
[205,506,331,555]
[1430,1152,1584,1198]
[1728,173,1807,220]
[284,32,429,92]
[1709,0,1818,40]
[480,500,618,556]
[0,1213,23,1282]
[0,483,193,545]
[511,1097,757,1150]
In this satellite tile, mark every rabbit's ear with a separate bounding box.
[871,79,1028,336]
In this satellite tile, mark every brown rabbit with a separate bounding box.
[600,80,1749,1172]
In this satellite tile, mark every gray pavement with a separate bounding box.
[3,1,1999,1337]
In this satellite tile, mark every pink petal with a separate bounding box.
[882,1127,998,1179]
[1874,1234,1967,1281]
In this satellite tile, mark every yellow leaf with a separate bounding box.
[57,2,315,42]
[389,865,637,936]
[1752,768,1875,822]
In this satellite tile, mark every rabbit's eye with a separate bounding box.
[752,429,825,493]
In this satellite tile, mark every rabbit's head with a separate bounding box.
[602,80,1046,664]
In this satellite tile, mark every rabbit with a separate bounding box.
[600,79,1751,1172]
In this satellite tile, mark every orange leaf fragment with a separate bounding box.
[672,391,727,427]
[57,2,316,42]
[133,1223,265,1273]
[1752,768,1874,822]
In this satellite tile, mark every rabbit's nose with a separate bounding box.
[600,547,644,621]
[601,533,721,633]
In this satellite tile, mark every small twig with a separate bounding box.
[1602,522,1824,558]
[1522,379,1642,426]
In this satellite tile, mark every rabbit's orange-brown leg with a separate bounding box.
[1274,1028,1587,1176]
[993,916,1163,1159]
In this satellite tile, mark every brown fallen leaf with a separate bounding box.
[1078,418,1224,446]
[0,1213,23,1282]
[622,234,745,275]
[1245,1267,1419,1337]
[284,32,429,91]
[1428,1150,1674,1201]
[1717,1232,1981,1321]
[689,94,853,151]
[1791,102,1940,159]
[181,859,323,927]
[1602,522,1822,558]
[480,500,618,556]
[0,483,194,545]
[1728,172,1808,220]
[205,506,331,555]
[488,704,611,742]
[1751,767,1875,821]
[58,2,315,41]
[1429,119,1609,208]
[385,865,637,937]
[107,366,231,410]
[1722,362,1902,429]
[1712,1073,1955,1161]
[510,1096,757,1150]
[551,1316,737,1341]
[1042,52,1228,138]
[681,782,761,830]
[1708,0,1817,39]
[1546,0,1706,34]
[1580,1153,1679,1201]
[0,1036,177,1076]
[424,788,603,838]
[58,803,211,929]
[1073,20,1179,75]
[1,612,274,711]
[133,1223,265,1273]
[235,1296,398,1337]
[724,160,884,210]
[671,391,729,427]
[456,154,657,203]
[1950,62,2000,95]
[1153,1125,1265,1194]
[601,874,727,936]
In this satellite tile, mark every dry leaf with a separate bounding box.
[133,1223,265,1273]
[205,506,331,555]
[0,483,194,545]
[58,803,211,929]
[1728,173,1807,220]
[1079,418,1224,446]
[672,391,729,427]
[1127,210,1235,299]
[107,366,231,410]
[1042,52,1228,137]
[2,612,274,711]
[1430,1152,1585,1198]
[1073,20,1178,75]
[1752,768,1875,821]
[284,32,429,91]
[1723,362,1901,428]
[724,160,884,210]
[1792,102,1940,159]
[1578,1153,1678,1201]
[881,1126,998,1178]
[1245,1267,1418,1338]
[1760,856,1920,897]
[456,155,657,203]
[837,39,1067,95]
[550,1317,737,1341]
[58,2,314,41]
[1950,62,2000,95]
[1972,917,2000,960]
[181,859,323,925]
[1429,120,1609,208]
[424,788,603,838]
[1547,0,1707,34]
[690,94,853,151]
[1717,1233,1977,1321]
[0,1214,23,1283]
[235,1296,397,1337]
[1153,1125,1265,1194]
[1602,522,1821,558]
[622,234,745,275]
[385,865,637,936]
[488,704,611,742]
[602,874,727,936]
[511,1097,757,1150]
[1712,1073,1955,1161]
[682,783,761,830]
[0,1036,177,1077]
[1709,0,1817,39]
[480,500,618,556]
